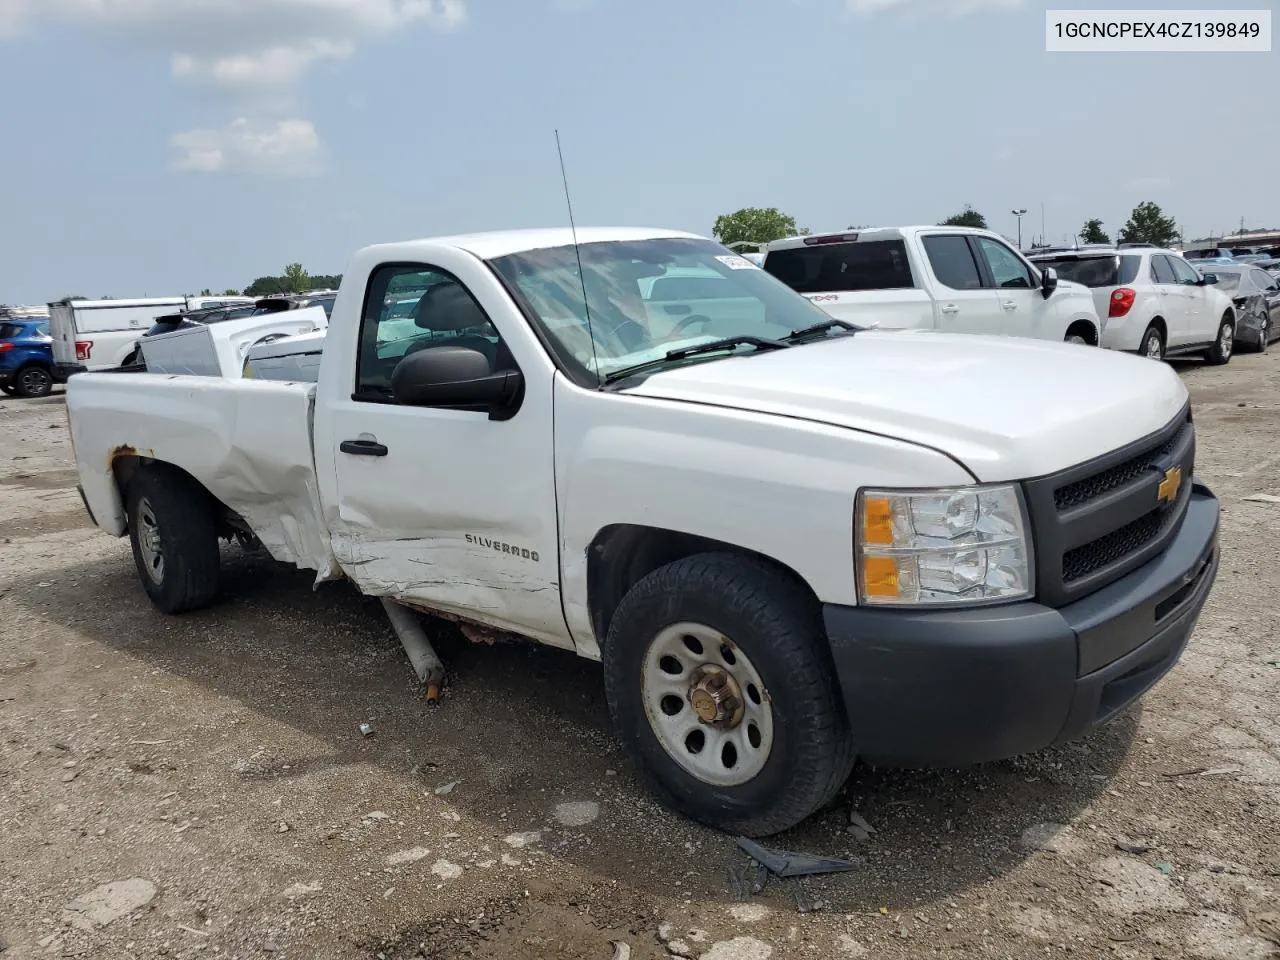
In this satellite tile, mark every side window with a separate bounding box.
[975,238,1034,289]
[1252,269,1277,292]
[1150,256,1177,285]
[922,235,984,290]
[355,265,506,401]
[1169,257,1201,285]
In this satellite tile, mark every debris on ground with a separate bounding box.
[610,941,631,960]
[735,838,857,878]
[847,809,877,842]
[553,801,600,827]
[434,780,460,796]
[1115,842,1151,855]
[358,721,376,738]
[63,878,158,931]
[1242,493,1280,503]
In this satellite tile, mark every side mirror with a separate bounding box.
[391,346,523,420]
[1040,266,1059,299]
[1200,273,1219,285]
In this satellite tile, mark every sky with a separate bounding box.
[0,0,1276,303]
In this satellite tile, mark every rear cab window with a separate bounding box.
[763,239,915,293]
[1033,254,1141,287]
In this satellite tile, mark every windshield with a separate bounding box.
[1034,254,1140,287]
[488,237,836,382]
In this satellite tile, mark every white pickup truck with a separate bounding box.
[67,227,1219,837]
[763,226,1103,344]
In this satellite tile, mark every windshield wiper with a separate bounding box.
[602,335,789,386]
[783,318,862,344]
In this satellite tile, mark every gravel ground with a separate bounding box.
[2,356,1279,960]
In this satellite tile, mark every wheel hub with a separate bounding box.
[687,664,746,729]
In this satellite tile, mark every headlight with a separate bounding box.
[854,485,1033,607]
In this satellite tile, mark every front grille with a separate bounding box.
[1022,407,1195,608]
[1054,420,1193,511]
[1062,510,1164,583]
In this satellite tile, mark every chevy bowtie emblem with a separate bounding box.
[1157,466,1182,505]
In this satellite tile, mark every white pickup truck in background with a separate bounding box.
[762,226,1103,344]
[67,227,1219,836]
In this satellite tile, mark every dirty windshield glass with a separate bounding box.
[488,238,834,382]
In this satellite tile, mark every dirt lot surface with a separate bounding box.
[3,357,1280,960]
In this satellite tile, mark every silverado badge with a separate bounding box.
[1157,465,1182,505]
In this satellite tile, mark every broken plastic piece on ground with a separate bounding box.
[791,877,818,913]
[847,809,877,841]
[735,837,858,878]
[610,940,631,960]
[358,722,375,737]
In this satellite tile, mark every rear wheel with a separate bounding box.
[1204,314,1234,365]
[13,365,53,398]
[1140,324,1165,360]
[602,552,855,837]
[126,467,221,614]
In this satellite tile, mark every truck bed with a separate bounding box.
[67,373,337,578]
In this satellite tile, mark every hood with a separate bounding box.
[623,330,1188,482]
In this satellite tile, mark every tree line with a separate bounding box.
[711,201,1184,250]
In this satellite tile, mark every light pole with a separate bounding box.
[1011,209,1028,250]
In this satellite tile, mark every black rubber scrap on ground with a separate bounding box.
[735,837,857,877]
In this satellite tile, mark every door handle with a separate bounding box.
[340,439,389,457]
[940,304,960,315]
[663,304,693,316]
[1001,299,1018,310]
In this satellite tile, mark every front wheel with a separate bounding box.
[1204,315,1234,365]
[13,365,54,398]
[126,467,222,614]
[602,553,855,837]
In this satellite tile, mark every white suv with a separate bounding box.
[1028,247,1237,364]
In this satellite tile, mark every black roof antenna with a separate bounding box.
[554,129,601,384]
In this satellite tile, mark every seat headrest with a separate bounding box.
[412,282,488,332]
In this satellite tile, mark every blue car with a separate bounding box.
[0,317,56,398]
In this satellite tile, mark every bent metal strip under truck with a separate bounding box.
[66,227,1220,836]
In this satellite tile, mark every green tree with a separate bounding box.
[712,207,805,248]
[1080,218,1110,244]
[940,206,988,229]
[222,288,241,296]
[1118,202,1179,247]
[245,276,285,297]
[199,288,213,296]
[282,263,310,294]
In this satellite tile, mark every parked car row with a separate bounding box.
[737,226,1276,366]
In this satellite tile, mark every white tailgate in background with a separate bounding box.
[140,307,329,378]
[67,374,336,578]
[48,302,78,366]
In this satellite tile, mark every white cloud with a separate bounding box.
[170,118,321,176]
[846,0,1020,14]
[3,0,466,89]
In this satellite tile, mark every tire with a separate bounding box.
[1204,314,1234,365]
[1140,324,1165,360]
[126,466,221,614]
[602,552,855,837]
[1065,333,1089,345]
[13,364,54,398]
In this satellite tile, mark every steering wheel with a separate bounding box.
[670,314,715,337]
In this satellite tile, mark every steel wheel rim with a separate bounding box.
[1219,322,1232,358]
[640,622,775,787]
[20,368,50,393]
[1144,333,1162,358]
[1066,335,1087,345]
[137,497,164,583]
